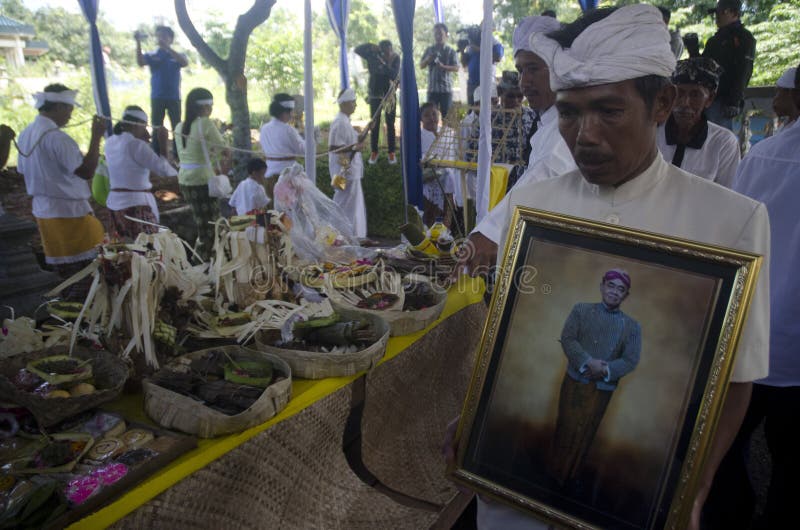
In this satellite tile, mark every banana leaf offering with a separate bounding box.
[274,313,381,353]
[148,350,284,416]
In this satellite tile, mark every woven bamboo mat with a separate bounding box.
[361,302,486,506]
[110,302,487,529]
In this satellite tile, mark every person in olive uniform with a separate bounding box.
[683,0,756,130]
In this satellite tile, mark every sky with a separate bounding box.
[22,0,485,30]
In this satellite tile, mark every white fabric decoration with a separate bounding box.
[530,4,676,91]
[195,98,213,106]
[279,100,296,109]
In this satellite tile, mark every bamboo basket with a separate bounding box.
[0,346,129,427]
[142,345,292,438]
[253,307,390,379]
[326,274,447,337]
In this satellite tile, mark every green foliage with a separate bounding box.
[0,0,137,69]
[748,0,800,85]
[247,9,305,96]
[203,12,232,59]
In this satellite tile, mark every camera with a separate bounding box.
[134,30,148,41]
[457,25,481,51]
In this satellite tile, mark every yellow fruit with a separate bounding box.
[69,383,96,397]
[45,389,71,399]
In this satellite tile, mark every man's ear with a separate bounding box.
[705,89,717,109]
[653,83,676,125]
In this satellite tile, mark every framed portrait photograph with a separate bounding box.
[451,207,762,530]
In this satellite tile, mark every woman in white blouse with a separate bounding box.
[259,93,305,198]
[105,106,177,240]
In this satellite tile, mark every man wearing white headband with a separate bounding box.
[468,14,575,249]
[328,87,367,238]
[452,6,770,529]
[706,61,800,530]
[772,66,798,133]
[16,83,108,300]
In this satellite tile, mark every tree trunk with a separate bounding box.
[175,0,275,181]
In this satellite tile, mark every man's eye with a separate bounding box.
[602,108,624,117]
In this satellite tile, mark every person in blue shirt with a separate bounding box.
[550,268,642,490]
[135,26,188,156]
[459,24,504,106]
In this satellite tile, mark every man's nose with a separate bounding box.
[575,114,602,145]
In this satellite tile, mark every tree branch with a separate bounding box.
[174,0,226,74]
[229,0,276,75]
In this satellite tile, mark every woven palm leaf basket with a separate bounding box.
[324,271,447,337]
[0,346,128,427]
[142,345,291,438]
[253,307,390,379]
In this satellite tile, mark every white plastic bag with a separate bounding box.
[208,174,233,198]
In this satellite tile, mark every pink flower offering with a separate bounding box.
[91,463,128,485]
[66,475,101,505]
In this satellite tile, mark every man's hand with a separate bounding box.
[452,232,497,280]
[585,359,608,381]
[90,115,108,139]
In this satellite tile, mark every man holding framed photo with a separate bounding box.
[454,5,770,529]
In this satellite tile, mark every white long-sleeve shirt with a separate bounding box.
[260,119,305,178]
[17,115,91,218]
[105,131,177,220]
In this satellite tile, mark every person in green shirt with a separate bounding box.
[175,87,228,260]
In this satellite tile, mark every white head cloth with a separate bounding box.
[279,100,295,109]
[33,90,80,109]
[337,87,356,103]
[513,16,561,57]
[122,108,149,124]
[473,85,497,103]
[530,4,677,91]
[195,98,213,106]
[776,67,797,89]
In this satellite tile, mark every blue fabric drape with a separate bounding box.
[579,0,598,12]
[77,0,112,134]
[391,0,422,211]
[326,0,351,90]
[433,0,444,23]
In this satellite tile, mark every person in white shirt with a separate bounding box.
[656,57,740,188]
[105,105,177,240]
[16,84,107,300]
[420,101,454,226]
[470,15,575,247]
[328,88,367,239]
[259,93,306,198]
[772,66,798,133]
[705,64,800,529]
[450,6,770,529]
[228,158,270,216]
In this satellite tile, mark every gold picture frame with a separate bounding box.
[450,206,762,530]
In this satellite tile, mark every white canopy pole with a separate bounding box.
[475,0,494,224]
[303,0,317,186]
